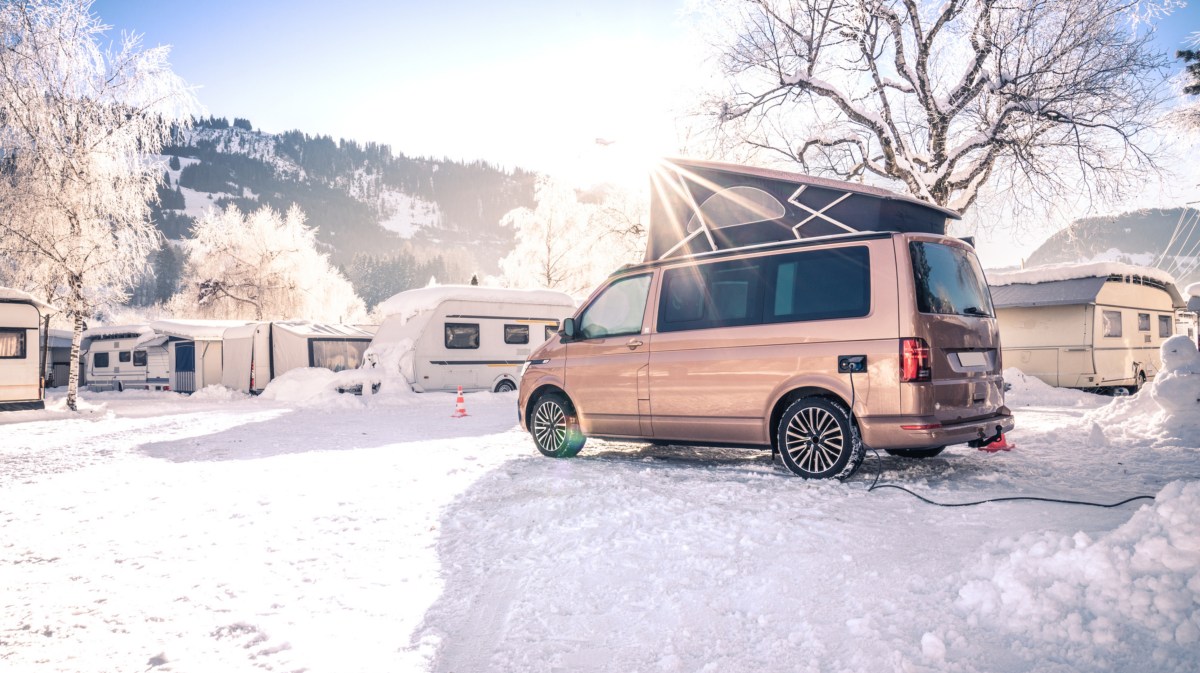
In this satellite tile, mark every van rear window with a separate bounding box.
[910,242,994,317]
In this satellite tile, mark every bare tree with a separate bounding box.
[0,0,196,410]
[702,0,1175,215]
[170,205,366,323]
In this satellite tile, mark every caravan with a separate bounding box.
[150,320,250,393]
[222,321,376,394]
[81,325,171,392]
[0,287,56,411]
[366,286,575,393]
[990,263,1187,394]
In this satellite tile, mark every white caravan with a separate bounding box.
[81,325,172,392]
[222,321,376,394]
[0,287,57,410]
[990,263,1186,394]
[150,319,251,394]
[365,286,575,393]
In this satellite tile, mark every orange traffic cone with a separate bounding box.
[979,433,1014,452]
[451,385,468,418]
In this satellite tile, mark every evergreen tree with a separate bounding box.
[1181,49,1200,96]
[169,154,181,171]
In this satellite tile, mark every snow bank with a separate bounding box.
[375,285,574,323]
[259,367,416,409]
[1004,367,1101,408]
[988,261,1176,288]
[190,385,249,403]
[1085,336,1200,446]
[955,480,1200,666]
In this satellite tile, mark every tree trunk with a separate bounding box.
[66,313,83,412]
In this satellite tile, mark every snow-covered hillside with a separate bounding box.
[2,349,1198,672]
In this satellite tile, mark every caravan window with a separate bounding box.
[310,339,370,371]
[118,351,132,363]
[0,329,25,359]
[544,323,558,341]
[504,324,529,345]
[1159,316,1173,338]
[1103,310,1123,337]
[1138,313,1151,332]
[94,352,110,368]
[133,350,148,367]
[445,323,480,349]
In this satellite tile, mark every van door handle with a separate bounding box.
[626,339,644,350]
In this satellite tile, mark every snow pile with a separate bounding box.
[363,337,417,382]
[259,367,415,408]
[988,261,1176,287]
[1004,367,1101,407]
[955,480,1200,666]
[1085,336,1200,446]
[190,385,248,403]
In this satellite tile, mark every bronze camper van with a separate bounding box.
[518,159,1014,479]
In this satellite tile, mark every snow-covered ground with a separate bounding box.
[2,362,1198,673]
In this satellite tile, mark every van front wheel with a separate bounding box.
[530,393,586,458]
[777,397,864,479]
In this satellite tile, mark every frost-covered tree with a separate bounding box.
[701,0,1176,215]
[0,0,196,410]
[171,205,366,323]
[499,177,645,295]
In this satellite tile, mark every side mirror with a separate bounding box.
[560,317,577,341]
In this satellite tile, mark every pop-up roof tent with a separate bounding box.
[645,158,961,261]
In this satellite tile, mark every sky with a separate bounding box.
[89,0,1200,267]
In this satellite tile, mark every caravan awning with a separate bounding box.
[645,158,960,262]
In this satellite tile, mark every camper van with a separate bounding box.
[222,321,376,394]
[990,263,1186,395]
[0,287,56,411]
[366,286,576,393]
[81,326,171,392]
[518,159,1015,480]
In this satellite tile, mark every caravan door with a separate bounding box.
[173,342,196,393]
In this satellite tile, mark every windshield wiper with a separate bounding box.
[962,306,991,317]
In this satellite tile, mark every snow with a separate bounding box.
[1186,282,1200,298]
[0,286,58,312]
[377,189,441,238]
[989,261,1178,288]
[375,285,576,323]
[1,338,1198,672]
[150,319,254,340]
[81,324,154,340]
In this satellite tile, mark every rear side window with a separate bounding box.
[660,260,764,332]
[133,350,148,367]
[504,324,529,344]
[1159,315,1173,338]
[768,247,870,323]
[94,352,110,368]
[910,242,994,317]
[445,323,480,349]
[0,329,26,359]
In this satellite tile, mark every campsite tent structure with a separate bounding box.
[0,287,57,411]
[81,325,171,392]
[990,263,1186,394]
[367,286,575,393]
[221,321,376,394]
[45,329,73,388]
[149,320,251,394]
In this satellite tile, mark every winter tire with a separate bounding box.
[494,379,517,393]
[777,397,864,479]
[884,446,945,459]
[530,393,586,458]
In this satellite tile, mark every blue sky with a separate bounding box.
[90,0,1198,189]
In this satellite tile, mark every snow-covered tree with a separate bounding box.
[0,0,196,409]
[171,205,366,323]
[701,0,1176,215]
[499,177,645,295]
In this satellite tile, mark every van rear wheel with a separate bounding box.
[777,397,864,479]
[530,393,585,458]
[884,446,945,459]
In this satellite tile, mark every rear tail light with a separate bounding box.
[900,337,932,383]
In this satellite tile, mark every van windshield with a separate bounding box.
[910,242,994,317]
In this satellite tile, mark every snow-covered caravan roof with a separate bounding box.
[150,319,253,341]
[376,286,577,324]
[1187,283,1200,313]
[989,262,1186,308]
[0,287,58,313]
[271,321,376,338]
[645,158,961,261]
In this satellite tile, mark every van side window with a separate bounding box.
[1102,310,1122,337]
[1137,313,1150,332]
[94,352,110,368]
[768,247,871,323]
[445,323,480,349]
[133,350,148,367]
[579,274,652,339]
[0,329,26,359]
[118,351,132,363]
[660,260,764,332]
[1159,315,1173,338]
[504,324,529,344]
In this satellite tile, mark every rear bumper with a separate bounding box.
[860,409,1015,450]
